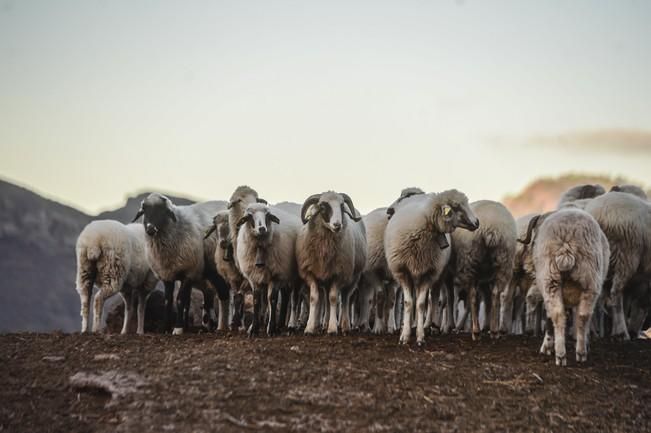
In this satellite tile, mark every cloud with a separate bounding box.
[528,129,651,154]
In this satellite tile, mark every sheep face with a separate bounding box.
[237,203,280,238]
[386,187,425,219]
[300,191,362,232]
[433,190,479,233]
[132,193,176,237]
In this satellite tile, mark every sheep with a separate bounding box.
[132,193,230,334]
[75,220,158,335]
[557,184,605,207]
[227,186,268,267]
[610,184,648,200]
[357,187,426,334]
[449,200,517,339]
[519,207,610,365]
[235,202,301,336]
[500,214,540,336]
[204,210,247,330]
[384,190,480,345]
[297,191,367,335]
[582,191,651,340]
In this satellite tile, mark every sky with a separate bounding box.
[1,0,650,214]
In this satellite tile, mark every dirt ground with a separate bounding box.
[1,333,650,433]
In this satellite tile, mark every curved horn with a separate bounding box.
[301,194,322,224]
[256,198,268,204]
[131,201,144,223]
[341,193,362,222]
[517,214,541,245]
[204,223,216,239]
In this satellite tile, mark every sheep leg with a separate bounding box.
[120,291,134,335]
[500,277,518,335]
[173,280,191,335]
[92,290,107,333]
[386,282,398,334]
[136,290,147,335]
[373,281,387,335]
[304,281,320,335]
[287,287,299,331]
[576,290,598,363]
[455,300,468,331]
[442,283,455,334]
[424,286,435,333]
[327,284,340,335]
[266,284,279,336]
[490,280,505,338]
[357,281,374,333]
[249,284,265,337]
[397,275,414,344]
[231,288,244,331]
[277,286,290,332]
[543,284,567,366]
[512,295,525,335]
[163,281,175,333]
[415,283,429,346]
[469,285,480,340]
[78,280,93,334]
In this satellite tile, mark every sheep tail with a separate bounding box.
[85,245,102,262]
[554,243,575,272]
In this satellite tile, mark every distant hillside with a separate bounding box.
[502,173,649,217]
[0,180,195,332]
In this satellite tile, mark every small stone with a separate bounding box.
[42,356,65,362]
[289,345,300,353]
[94,354,120,361]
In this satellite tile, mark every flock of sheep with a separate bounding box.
[75,183,651,366]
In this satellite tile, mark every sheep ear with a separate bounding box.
[204,224,216,239]
[441,204,452,217]
[227,199,240,210]
[256,198,268,205]
[610,185,621,192]
[236,215,250,228]
[268,213,280,224]
[131,201,145,223]
[386,207,395,220]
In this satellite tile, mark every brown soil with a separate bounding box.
[1,333,650,433]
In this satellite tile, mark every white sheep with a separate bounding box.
[519,208,610,365]
[132,193,230,334]
[357,188,426,334]
[75,220,158,334]
[583,191,651,340]
[297,191,367,335]
[384,190,480,345]
[235,203,301,336]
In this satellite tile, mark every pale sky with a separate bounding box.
[1,0,650,214]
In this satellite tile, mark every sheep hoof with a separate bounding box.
[576,352,588,363]
[555,355,567,367]
[416,340,425,348]
[172,327,184,335]
[399,335,409,345]
[490,332,500,340]
[327,329,339,336]
[471,332,480,341]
